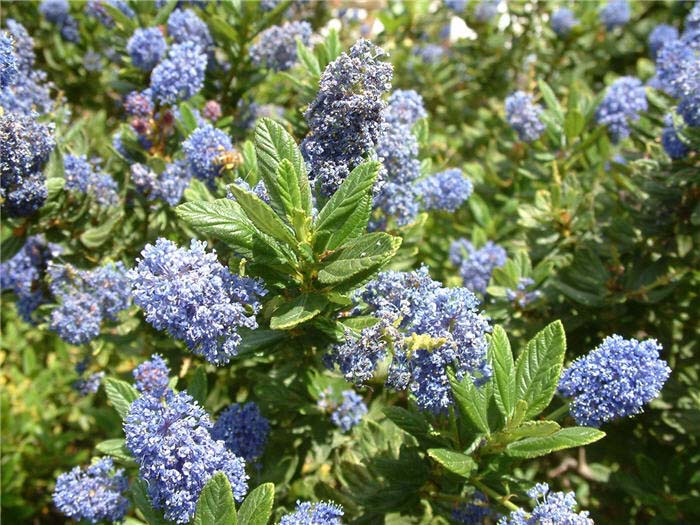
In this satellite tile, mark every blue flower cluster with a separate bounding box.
[127,27,167,71]
[129,238,266,365]
[280,501,345,525]
[551,8,578,37]
[1,32,17,88]
[505,277,542,308]
[327,267,491,413]
[211,402,270,462]
[445,0,467,13]
[167,9,213,51]
[599,0,630,31]
[73,370,105,396]
[302,39,393,197]
[84,0,135,28]
[133,354,170,395]
[52,458,129,524]
[595,76,647,143]
[414,43,445,64]
[330,390,368,432]
[63,154,119,207]
[559,335,671,427]
[498,483,592,525]
[1,236,59,321]
[505,91,545,143]
[150,41,207,106]
[450,239,507,294]
[237,98,285,130]
[648,24,678,59]
[125,389,249,524]
[124,90,154,117]
[416,168,473,212]
[182,124,234,185]
[250,21,312,72]
[474,0,499,23]
[452,492,495,524]
[131,160,192,205]
[39,0,80,43]
[1,112,54,217]
[48,261,131,345]
[662,114,689,159]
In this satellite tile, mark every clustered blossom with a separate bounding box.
[0,112,54,217]
[498,483,593,525]
[599,0,630,31]
[127,27,167,71]
[280,501,345,525]
[330,390,368,432]
[661,114,689,159]
[250,21,312,72]
[167,9,213,51]
[327,267,491,413]
[84,0,135,28]
[211,402,270,462]
[48,261,131,345]
[474,0,499,23]
[133,354,170,395]
[505,91,545,143]
[1,32,18,88]
[203,100,222,121]
[648,24,678,59]
[416,169,473,212]
[505,277,542,308]
[73,371,105,396]
[450,239,507,294]
[559,335,671,428]
[595,76,648,143]
[150,41,207,106]
[452,492,496,524]
[63,154,119,207]
[125,390,249,524]
[445,0,467,13]
[129,238,267,365]
[302,39,393,197]
[39,0,80,43]
[551,8,578,38]
[52,458,129,524]
[131,160,192,205]
[182,124,235,185]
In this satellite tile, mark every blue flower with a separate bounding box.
[250,21,312,72]
[129,238,267,365]
[125,390,249,524]
[678,92,700,128]
[124,90,154,117]
[127,27,167,71]
[648,24,678,59]
[655,39,696,99]
[150,41,207,106]
[595,76,647,143]
[687,1,700,32]
[416,168,473,212]
[52,458,129,524]
[414,43,445,64]
[599,0,630,31]
[73,371,105,396]
[505,277,542,307]
[474,0,499,23]
[450,239,507,294]
[302,39,393,197]
[279,500,345,525]
[63,154,119,207]
[559,335,671,427]
[211,402,270,462]
[330,390,367,432]
[445,0,468,13]
[131,160,192,205]
[0,32,18,88]
[182,124,235,185]
[325,321,388,384]
[133,354,171,395]
[452,492,496,524]
[662,114,689,159]
[551,8,578,37]
[84,0,135,28]
[39,0,80,43]
[167,9,213,51]
[505,91,545,143]
[498,483,592,525]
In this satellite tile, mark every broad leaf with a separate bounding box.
[506,427,605,459]
[505,420,560,443]
[193,473,237,525]
[237,483,274,525]
[95,439,134,464]
[270,294,328,330]
[104,378,139,419]
[188,366,208,406]
[490,326,515,420]
[383,406,432,441]
[448,370,490,434]
[427,448,477,478]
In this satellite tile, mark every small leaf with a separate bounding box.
[237,483,274,525]
[193,473,237,525]
[504,421,560,443]
[297,39,321,77]
[95,439,135,464]
[427,448,477,478]
[490,326,515,420]
[448,370,490,434]
[104,378,139,419]
[270,294,328,330]
[132,479,170,525]
[564,109,585,140]
[188,366,208,406]
[383,406,432,440]
[538,80,564,123]
[506,427,605,459]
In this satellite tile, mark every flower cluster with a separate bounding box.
[129,238,267,365]
[127,27,167,71]
[414,43,445,64]
[416,168,473,212]
[167,9,213,51]
[63,154,119,207]
[1,32,17,88]
[327,267,491,413]
[498,483,593,525]
[661,114,689,159]
[475,0,499,23]
[131,160,192,205]
[182,124,234,185]
[599,0,630,31]
[595,76,647,143]
[250,21,312,72]
[84,0,135,28]
[302,39,393,197]
[551,8,578,37]
[280,501,345,525]
[52,458,129,524]
[125,389,249,523]
[452,492,496,524]
[73,370,105,396]
[48,261,131,345]
[210,402,270,462]
[124,90,154,117]
[450,239,507,294]
[648,24,678,59]
[330,390,368,432]
[0,112,54,217]
[133,354,170,395]
[150,41,207,106]
[505,91,545,143]
[505,277,542,308]
[39,0,80,42]
[559,335,671,427]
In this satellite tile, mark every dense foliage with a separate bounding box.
[1,1,699,524]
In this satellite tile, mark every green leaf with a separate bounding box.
[104,378,139,419]
[564,109,585,140]
[505,420,560,442]
[506,427,605,459]
[427,448,477,478]
[273,159,311,233]
[101,2,136,32]
[383,406,432,440]
[237,483,274,525]
[489,326,515,420]
[95,439,134,464]
[313,161,380,252]
[269,294,328,330]
[317,233,401,289]
[297,39,321,77]
[448,370,490,434]
[538,80,564,123]
[193,472,237,525]
[80,211,124,248]
[514,320,566,419]
[188,366,208,406]
[132,479,170,525]
[254,118,312,218]
[177,102,199,135]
